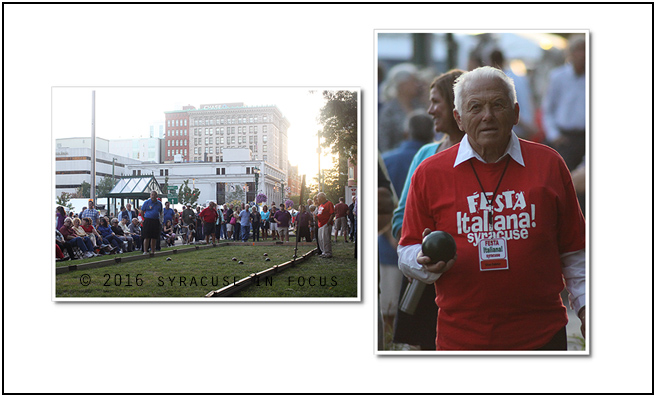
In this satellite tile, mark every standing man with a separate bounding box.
[398,67,586,350]
[80,200,101,227]
[199,202,219,245]
[141,190,163,256]
[542,36,586,170]
[162,201,175,226]
[274,203,292,242]
[333,197,350,243]
[316,192,335,258]
[181,205,195,244]
[239,204,251,242]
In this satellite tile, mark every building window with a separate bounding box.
[263,144,267,152]
[263,134,268,142]
[167,150,171,156]
[263,155,268,162]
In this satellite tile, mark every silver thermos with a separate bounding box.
[399,279,427,315]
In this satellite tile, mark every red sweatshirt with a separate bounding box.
[400,139,585,350]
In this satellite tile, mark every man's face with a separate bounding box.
[150,191,157,200]
[427,86,453,134]
[126,204,131,210]
[165,202,170,208]
[454,77,519,157]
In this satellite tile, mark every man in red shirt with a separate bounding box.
[398,66,586,350]
[316,192,335,258]
[333,197,350,243]
[199,202,219,245]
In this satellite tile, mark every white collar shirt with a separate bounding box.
[453,131,525,167]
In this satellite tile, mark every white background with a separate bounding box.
[3,3,653,394]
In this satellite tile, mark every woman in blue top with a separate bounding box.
[260,205,270,240]
[141,190,163,256]
[389,70,465,350]
[97,217,123,252]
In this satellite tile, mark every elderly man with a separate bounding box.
[120,203,137,223]
[141,190,163,256]
[111,218,134,252]
[398,66,586,351]
[316,192,335,258]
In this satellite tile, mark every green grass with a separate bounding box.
[55,241,358,298]
[232,242,358,298]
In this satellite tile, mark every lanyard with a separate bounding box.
[468,156,511,230]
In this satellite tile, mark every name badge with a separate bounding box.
[479,238,509,271]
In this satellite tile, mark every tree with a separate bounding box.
[178,179,201,207]
[318,90,358,165]
[96,176,117,198]
[318,90,358,200]
[56,192,75,212]
[226,184,244,205]
[319,163,343,204]
[75,181,91,198]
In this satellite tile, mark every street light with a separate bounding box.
[253,166,260,193]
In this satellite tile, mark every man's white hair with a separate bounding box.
[453,66,517,113]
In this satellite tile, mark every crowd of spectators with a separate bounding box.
[56,195,358,261]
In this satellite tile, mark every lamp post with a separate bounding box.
[111,157,117,215]
[254,166,260,194]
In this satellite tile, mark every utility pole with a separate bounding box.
[317,130,322,192]
[91,91,96,202]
